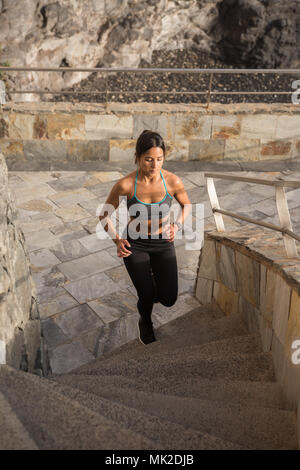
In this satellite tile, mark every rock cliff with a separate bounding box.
[0,0,298,101]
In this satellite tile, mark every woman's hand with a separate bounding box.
[163,223,179,242]
[115,238,132,257]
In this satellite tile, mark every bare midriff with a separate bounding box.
[128,214,170,237]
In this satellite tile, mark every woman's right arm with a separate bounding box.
[98,179,132,257]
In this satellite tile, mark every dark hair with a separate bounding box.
[135,130,165,164]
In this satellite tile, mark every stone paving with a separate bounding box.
[7,160,300,374]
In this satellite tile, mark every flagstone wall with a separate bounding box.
[0,152,49,375]
[0,102,299,170]
[196,226,300,443]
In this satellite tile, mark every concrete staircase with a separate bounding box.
[0,304,298,450]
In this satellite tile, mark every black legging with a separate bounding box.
[123,234,178,322]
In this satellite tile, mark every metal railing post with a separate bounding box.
[105,73,108,110]
[206,73,213,109]
[275,186,298,258]
[206,177,225,232]
[204,173,300,259]
[0,80,6,104]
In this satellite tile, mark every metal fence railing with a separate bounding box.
[0,66,299,106]
[205,173,300,259]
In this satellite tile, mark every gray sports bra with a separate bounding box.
[127,169,173,221]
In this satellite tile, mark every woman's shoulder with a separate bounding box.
[114,171,136,195]
[162,169,183,189]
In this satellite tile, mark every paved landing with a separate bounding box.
[8,160,300,373]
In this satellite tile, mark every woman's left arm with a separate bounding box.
[166,174,192,242]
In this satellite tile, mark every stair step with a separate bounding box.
[49,375,297,450]
[79,335,262,376]
[91,305,225,364]
[52,373,287,411]
[70,350,276,383]
[154,307,247,348]
[0,365,157,450]
[70,311,250,375]
[45,376,245,450]
[0,391,38,450]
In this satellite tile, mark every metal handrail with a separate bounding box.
[5,90,294,95]
[0,66,299,106]
[0,67,299,73]
[205,173,300,189]
[205,173,300,258]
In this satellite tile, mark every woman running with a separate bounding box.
[99,130,191,345]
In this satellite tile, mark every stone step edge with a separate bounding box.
[0,390,39,450]
[89,304,227,362]
[68,312,250,375]
[0,365,157,450]
[49,373,290,417]
[89,334,262,370]
[63,333,262,377]
[50,373,288,410]
[45,374,246,450]
[71,350,274,377]
[47,375,298,449]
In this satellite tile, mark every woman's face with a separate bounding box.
[138,147,164,175]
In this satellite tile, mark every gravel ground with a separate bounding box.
[48,48,299,105]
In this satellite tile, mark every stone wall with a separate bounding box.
[0,152,49,375]
[195,226,300,444]
[0,102,299,170]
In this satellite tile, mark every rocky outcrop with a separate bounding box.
[0,152,49,374]
[214,0,298,68]
[0,0,297,102]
